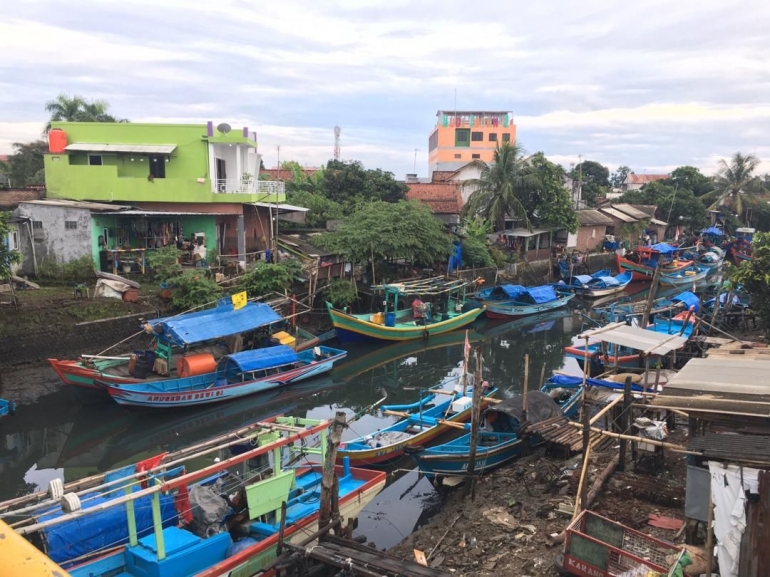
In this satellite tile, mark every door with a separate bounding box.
[216,158,227,191]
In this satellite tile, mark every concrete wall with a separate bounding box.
[575,225,607,252]
[16,203,93,272]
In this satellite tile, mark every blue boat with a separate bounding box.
[555,270,633,298]
[407,385,581,477]
[0,398,16,418]
[101,345,347,408]
[659,263,709,287]
[475,284,575,319]
[594,290,701,324]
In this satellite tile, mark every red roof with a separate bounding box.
[260,167,321,182]
[406,183,463,214]
[625,174,669,185]
[0,154,9,163]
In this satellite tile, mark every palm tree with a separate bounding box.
[704,152,768,222]
[461,142,537,231]
[44,93,124,132]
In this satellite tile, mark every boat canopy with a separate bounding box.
[574,275,593,284]
[549,374,645,392]
[491,284,558,303]
[225,345,299,372]
[490,284,527,299]
[578,322,688,354]
[524,285,559,303]
[670,291,700,313]
[596,275,621,286]
[485,391,562,424]
[148,302,282,347]
[702,226,724,236]
[648,242,678,254]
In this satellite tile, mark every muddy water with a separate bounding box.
[0,310,586,548]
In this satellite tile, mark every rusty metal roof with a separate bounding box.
[576,210,614,226]
[689,432,770,462]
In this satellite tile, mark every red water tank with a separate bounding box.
[48,128,67,154]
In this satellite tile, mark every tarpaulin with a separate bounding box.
[671,291,700,313]
[225,345,299,372]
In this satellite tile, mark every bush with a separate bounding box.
[170,270,222,310]
[37,256,95,283]
[461,237,494,268]
[146,246,183,282]
[239,259,303,298]
[323,279,357,308]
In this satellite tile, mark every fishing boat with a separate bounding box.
[725,227,754,265]
[692,247,724,269]
[475,284,575,319]
[100,345,346,408]
[0,398,15,418]
[593,289,700,324]
[658,263,709,286]
[554,270,633,298]
[407,385,582,478]
[326,277,485,344]
[48,300,306,391]
[337,383,498,466]
[5,416,386,577]
[616,243,691,281]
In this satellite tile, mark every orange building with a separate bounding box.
[428,110,516,172]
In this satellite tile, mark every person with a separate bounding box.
[193,238,207,267]
[412,298,425,320]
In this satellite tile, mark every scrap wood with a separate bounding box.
[647,513,684,530]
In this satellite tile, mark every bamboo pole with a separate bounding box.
[641,265,662,328]
[319,411,346,531]
[523,353,530,420]
[539,364,546,389]
[566,422,701,454]
[589,395,623,426]
[464,347,483,499]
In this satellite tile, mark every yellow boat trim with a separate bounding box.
[0,518,71,577]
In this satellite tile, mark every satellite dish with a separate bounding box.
[216,123,231,135]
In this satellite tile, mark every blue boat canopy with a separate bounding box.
[597,276,621,286]
[525,285,559,303]
[671,291,700,313]
[148,302,282,347]
[575,275,593,284]
[225,345,299,372]
[491,284,527,299]
[649,242,678,254]
[702,226,724,236]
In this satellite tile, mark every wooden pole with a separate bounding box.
[589,395,623,426]
[523,353,530,421]
[617,376,633,472]
[579,336,590,422]
[705,485,715,577]
[574,394,592,518]
[319,411,346,531]
[370,248,376,287]
[464,347,483,499]
[539,363,546,389]
[709,282,724,336]
[641,264,661,328]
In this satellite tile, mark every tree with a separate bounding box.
[702,153,768,223]
[461,142,537,230]
[318,200,452,270]
[665,166,713,197]
[610,165,632,188]
[6,141,47,187]
[323,160,407,206]
[617,181,708,231]
[240,260,303,298]
[0,212,21,281]
[286,190,345,229]
[528,153,579,233]
[572,160,610,207]
[44,93,126,132]
[731,232,770,335]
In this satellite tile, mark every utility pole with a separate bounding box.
[413,149,419,174]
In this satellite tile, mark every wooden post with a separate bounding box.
[579,336,590,422]
[617,376,633,472]
[522,353,530,422]
[710,282,724,336]
[578,393,591,512]
[705,486,715,577]
[539,363,546,389]
[276,501,288,556]
[641,264,661,328]
[464,347,483,499]
[370,248,376,287]
[319,411,346,531]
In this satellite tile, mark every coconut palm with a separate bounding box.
[461,142,537,231]
[44,94,123,132]
[704,152,768,222]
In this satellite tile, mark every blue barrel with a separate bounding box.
[385,312,396,327]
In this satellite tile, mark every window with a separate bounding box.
[88,155,103,166]
[149,155,166,179]
[472,154,481,159]
[455,128,470,147]
[6,229,19,251]
[502,133,511,143]
[471,131,483,142]
[65,221,78,230]
[454,154,462,159]
[488,133,498,142]
[32,221,43,229]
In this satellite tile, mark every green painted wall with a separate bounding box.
[45,122,282,205]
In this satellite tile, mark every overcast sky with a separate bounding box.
[2,0,770,178]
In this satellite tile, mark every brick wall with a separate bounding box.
[575,225,607,252]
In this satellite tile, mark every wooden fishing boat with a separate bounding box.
[326,277,484,344]
[593,289,700,324]
[407,385,582,478]
[725,228,754,265]
[100,345,346,408]
[554,270,633,298]
[337,384,498,466]
[48,300,297,391]
[0,398,15,418]
[616,243,691,281]
[475,284,574,319]
[5,416,386,577]
[658,263,709,286]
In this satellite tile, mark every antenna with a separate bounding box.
[334,126,341,161]
[414,149,419,173]
[216,123,231,135]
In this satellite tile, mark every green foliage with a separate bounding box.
[731,232,770,335]
[0,212,21,280]
[665,166,713,197]
[318,200,453,267]
[461,237,494,268]
[44,93,127,132]
[701,153,768,222]
[610,166,632,188]
[616,182,708,231]
[489,246,508,268]
[615,220,648,244]
[170,271,222,310]
[322,279,358,308]
[146,246,183,282]
[239,259,303,298]
[463,216,493,241]
[286,190,345,228]
[528,153,580,233]
[572,160,610,207]
[6,141,47,188]
[36,255,95,282]
[323,160,407,205]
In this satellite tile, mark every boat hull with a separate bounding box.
[483,294,574,319]
[659,268,708,287]
[411,436,524,476]
[616,254,692,282]
[327,304,485,344]
[48,358,142,390]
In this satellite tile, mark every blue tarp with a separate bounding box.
[492,284,527,299]
[148,302,282,346]
[38,491,177,564]
[526,285,559,303]
[649,242,678,254]
[575,275,593,284]
[549,374,645,392]
[599,276,621,286]
[702,227,724,236]
[226,345,299,372]
[671,291,700,313]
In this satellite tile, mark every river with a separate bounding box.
[0,281,690,549]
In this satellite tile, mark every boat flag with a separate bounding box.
[231,291,248,310]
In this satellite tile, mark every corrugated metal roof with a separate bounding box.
[19,199,131,212]
[612,204,651,220]
[689,432,770,461]
[100,210,233,216]
[251,202,309,213]
[650,218,668,226]
[502,228,550,237]
[64,143,177,154]
[576,210,614,226]
[577,322,688,354]
[600,206,638,223]
[625,174,669,185]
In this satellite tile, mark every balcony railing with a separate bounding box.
[215,178,285,195]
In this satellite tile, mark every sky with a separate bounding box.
[2,0,770,178]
